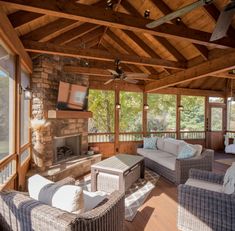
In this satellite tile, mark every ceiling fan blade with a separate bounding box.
[210,4,235,41]
[125,79,138,84]
[107,69,118,75]
[125,73,149,79]
[104,79,114,85]
[146,0,213,29]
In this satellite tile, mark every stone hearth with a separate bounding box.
[31,55,89,170]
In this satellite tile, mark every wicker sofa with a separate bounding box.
[0,177,125,231]
[178,169,235,231]
[137,138,214,184]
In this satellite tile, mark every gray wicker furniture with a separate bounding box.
[178,169,235,231]
[91,154,144,193]
[0,177,125,231]
[138,147,214,185]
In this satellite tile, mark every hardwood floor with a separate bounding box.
[124,152,231,231]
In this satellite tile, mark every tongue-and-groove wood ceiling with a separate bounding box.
[0,0,235,93]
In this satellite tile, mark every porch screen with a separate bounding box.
[147,93,176,132]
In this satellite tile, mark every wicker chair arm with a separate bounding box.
[175,149,214,184]
[189,168,224,184]
[0,191,76,231]
[55,176,76,186]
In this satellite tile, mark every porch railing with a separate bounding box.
[0,154,17,188]
[180,131,205,139]
[226,131,235,138]
[119,132,143,141]
[88,133,115,143]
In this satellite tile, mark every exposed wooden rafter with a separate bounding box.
[1,0,235,48]
[121,1,187,62]
[0,7,32,72]
[23,40,185,69]
[145,50,235,92]
[150,0,209,60]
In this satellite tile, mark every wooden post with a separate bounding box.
[143,93,147,137]
[114,85,120,154]
[176,94,181,139]
[15,55,21,190]
[205,96,210,148]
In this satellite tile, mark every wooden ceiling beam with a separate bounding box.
[8,10,43,29]
[49,23,99,45]
[0,7,32,72]
[101,38,151,74]
[1,0,235,49]
[150,0,209,60]
[21,18,79,42]
[23,40,185,69]
[211,71,235,79]
[145,50,235,92]
[66,27,104,47]
[204,3,235,38]
[121,1,187,62]
[105,29,159,74]
[101,38,146,73]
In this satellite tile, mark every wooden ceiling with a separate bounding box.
[0,0,235,93]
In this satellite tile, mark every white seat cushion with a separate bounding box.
[157,138,165,150]
[28,174,84,213]
[186,178,223,193]
[137,148,176,170]
[223,162,235,194]
[83,190,107,212]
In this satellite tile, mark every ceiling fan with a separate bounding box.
[145,0,235,41]
[104,59,149,85]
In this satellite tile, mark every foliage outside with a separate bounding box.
[180,96,205,131]
[147,94,176,132]
[227,99,235,131]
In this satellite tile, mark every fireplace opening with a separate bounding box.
[53,134,81,163]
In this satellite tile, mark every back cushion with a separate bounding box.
[28,174,84,214]
[163,139,183,156]
[189,144,203,157]
[157,138,165,150]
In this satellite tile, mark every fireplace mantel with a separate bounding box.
[46,110,93,119]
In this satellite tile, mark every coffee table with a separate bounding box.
[91,154,144,193]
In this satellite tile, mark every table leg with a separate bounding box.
[91,167,98,192]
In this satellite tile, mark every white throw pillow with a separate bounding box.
[189,144,203,157]
[223,162,235,194]
[157,138,165,150]
[164,138,185,156]
[83,190,107,212]
[28,174,84,213]
[28,174,53,200]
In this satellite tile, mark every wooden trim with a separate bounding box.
[23,40,185,69]
[145,50,235,92]
[0,7,32,73]
[0,153,17,169]
[114,86,120,154]
[143,93,147,137]
[45,110,93,119]
[176,94,181,139]
[2,0,235,48]
[0,173,17,191]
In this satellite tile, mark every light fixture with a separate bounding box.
[106,0,113,9]
[144,9,150,18]
[144,104,149,110]
[116,103,121,109]
[20,85,32,100]
[228,69,235,75]
[176,17,182,24]
[178,105,184,111]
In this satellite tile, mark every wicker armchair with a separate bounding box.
[178,169,235,231]
[0,177,125,231]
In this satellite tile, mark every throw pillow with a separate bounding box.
[177,144,197,159]
[143,137,157,149]
[83,190,107,212]
[28,174,84,213]
[157,137,165,150]
[223,162,235,194]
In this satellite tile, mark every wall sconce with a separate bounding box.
[20,86,32,100]
[144,104,149,110]
[116,103,121,109]
[178,105,184,111]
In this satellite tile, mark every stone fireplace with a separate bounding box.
[31,55,89,170]
[53,134,82,163]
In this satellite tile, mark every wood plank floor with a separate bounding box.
[124,152,232,231]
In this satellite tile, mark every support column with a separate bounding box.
[114,86,120,154]
[176,94,181,139]
[143,93,147,137]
